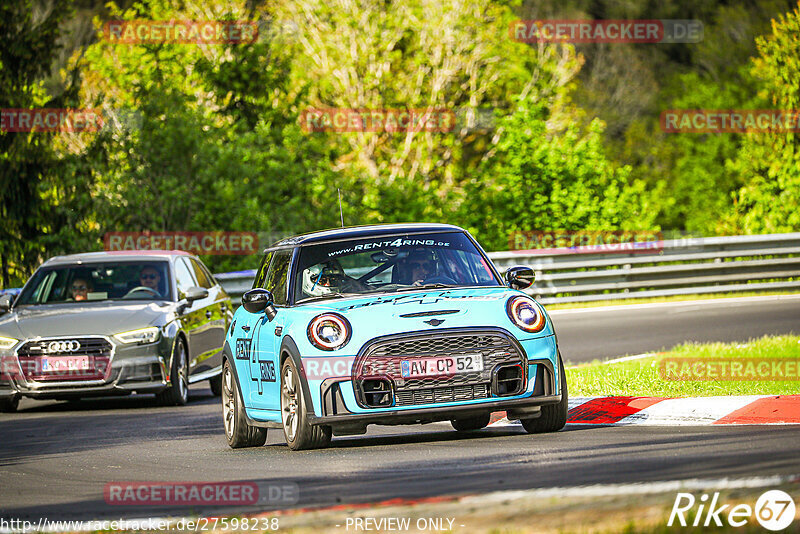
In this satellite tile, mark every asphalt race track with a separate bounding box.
[1,296,799,522]
[551,295,800,363]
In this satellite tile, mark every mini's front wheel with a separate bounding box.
[521,353,568,434]
[280,358,331,450]
[222,359,267,448]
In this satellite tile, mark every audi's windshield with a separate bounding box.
[293,231,501,303]
[16,261,173,305]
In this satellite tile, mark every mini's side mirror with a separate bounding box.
[184,286,209,303]
[505,266,535,290]
[0,294,12,313]
[242,289,277,320]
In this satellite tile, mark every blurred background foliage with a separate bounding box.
[1,0,799,285]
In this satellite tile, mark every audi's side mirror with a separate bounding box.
[242,289,277,320]
[184,286,209,303]
[0,294,12,314]
[505,266,535,290]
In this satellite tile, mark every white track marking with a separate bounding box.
[615,395,768,425]
[461,474,800,504]
[547,293,800,315]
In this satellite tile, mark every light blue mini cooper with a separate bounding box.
[222,224,567,450]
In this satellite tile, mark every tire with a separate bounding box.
[280,358,331,451]
[156,338,189,406]
[451,413,491,432]
[0,395,19,413]
[521,353,568,434]
[222,359,267,448]
[209,373,222,396]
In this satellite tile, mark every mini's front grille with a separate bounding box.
[16,337,113,382]
[353,330,525,408]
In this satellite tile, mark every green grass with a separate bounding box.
[567,335,800,397]
[543,290,800,310]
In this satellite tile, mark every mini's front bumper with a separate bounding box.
[309,391,562,434]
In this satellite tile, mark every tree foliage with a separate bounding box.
[723,3,800,233]
[1,0,798,287]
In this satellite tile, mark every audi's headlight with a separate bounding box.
[307,313,351,351]
[114,327,161,345]
[506,296,546,333]
[0,336,19,350]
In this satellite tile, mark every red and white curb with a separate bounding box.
[488,395,800,426]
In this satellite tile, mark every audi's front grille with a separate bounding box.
[352,329,525,408]
[16,337,113,382]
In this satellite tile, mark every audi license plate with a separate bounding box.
[400,354,483,378]
[41,356,90,372]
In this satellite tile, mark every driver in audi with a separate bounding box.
[138,266,163,297]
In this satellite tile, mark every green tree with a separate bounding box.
[268,0,583,224]
[461,99,659,251]
[0,0,97,287]
[724,3,800,233]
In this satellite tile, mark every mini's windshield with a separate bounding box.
[293,231,500,303]
[16,261,173,305]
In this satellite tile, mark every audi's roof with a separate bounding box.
[267,223,465,251]
[42,250,193,266]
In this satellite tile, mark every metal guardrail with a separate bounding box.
[215,233,800,305]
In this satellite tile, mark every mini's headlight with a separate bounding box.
[307,313,351,351]
[114,327,161,345]
[0,336,19,350]
[506,296,546,333]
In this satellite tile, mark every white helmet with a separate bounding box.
[302,260,346,297]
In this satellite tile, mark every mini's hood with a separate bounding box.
[0,302,172,340]
[286,286,552,354]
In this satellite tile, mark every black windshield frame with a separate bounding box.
[15,260,175,306]
[290,231,503,305]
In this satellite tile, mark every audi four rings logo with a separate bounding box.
[46,340,81,353]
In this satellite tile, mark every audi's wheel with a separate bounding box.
[222,359,267,448]
[280,358,331,450]
[521,353,568,434]
[209,373,223,396]
[156,338,189,406]
[0,395,19,413]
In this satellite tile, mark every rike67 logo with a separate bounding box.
[669,490,795,530]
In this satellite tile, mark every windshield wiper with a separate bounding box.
[295,292,361,304]
[392,283,455,292]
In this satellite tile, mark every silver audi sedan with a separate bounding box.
[0,251,232,412]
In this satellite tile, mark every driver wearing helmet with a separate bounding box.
[302,260,363,297]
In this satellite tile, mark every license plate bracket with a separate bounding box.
[400,353,483,379]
